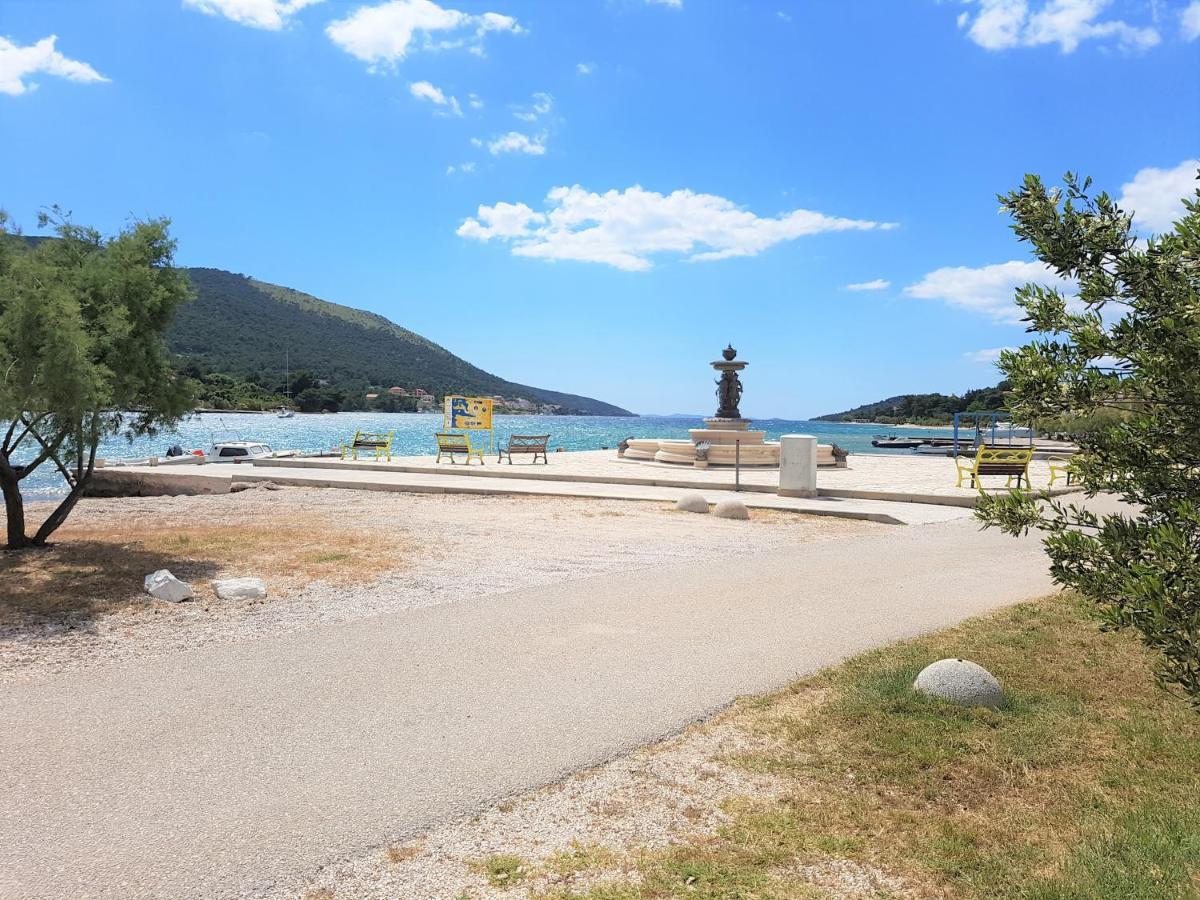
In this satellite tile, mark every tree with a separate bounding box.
[0,210,193,549]
[977,172,1200,705]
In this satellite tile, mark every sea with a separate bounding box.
[13,412,957,499]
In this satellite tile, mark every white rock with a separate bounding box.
[675,493,710,514]
[712,498,750,520]
[913,658,1004,709]
[144,569,193,603]
[212,577,267,601]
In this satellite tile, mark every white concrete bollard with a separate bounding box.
[778,434,817,498]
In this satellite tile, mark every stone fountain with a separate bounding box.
[623,345,782,467]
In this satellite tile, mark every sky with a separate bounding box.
[1,0,1198,418]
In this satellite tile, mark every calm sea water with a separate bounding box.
[14,412,956,498]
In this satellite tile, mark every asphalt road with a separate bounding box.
[0,516,1056,899]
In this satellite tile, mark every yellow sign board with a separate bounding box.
[443,396,494,431]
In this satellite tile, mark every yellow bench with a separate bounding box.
[955,446,1033,491]
[1047,456,1077,487]
[341,429,394,461]
[435,432,484,465]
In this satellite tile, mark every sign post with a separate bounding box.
[443,396,495,453]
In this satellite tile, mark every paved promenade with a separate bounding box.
[0,514,1059,899]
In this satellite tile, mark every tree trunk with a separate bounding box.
[30,479,87,546]
[1,469,28,550]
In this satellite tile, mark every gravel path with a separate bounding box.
[0,504,1055,899]
[1,489,877,680]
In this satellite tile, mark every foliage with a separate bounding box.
[0,210,193,549]
[815,381,1009,425]
[169,268,633,416]
[977,171,1200,705]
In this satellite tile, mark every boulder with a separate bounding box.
[144,569,193,603]
[230,481,282,493]
[675,493,710,514]
[913,658,1004,710]
[712,498,750,520]
[212,577,267,601]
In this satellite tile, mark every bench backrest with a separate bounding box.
[975,446,1033,469]
[436,432,473,449]
[507,434,550,449]
[352,430,393,446]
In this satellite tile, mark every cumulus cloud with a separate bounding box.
[1184,1,1200,40]
[845,278,890,291]
[487,131,546,155]
[446,161,476,175]
[326,0,521,69]
[182,0,324,30]
[409,79,462,116]
[904,260,1074,323]
[513,91,552,122]
[467,92,483,109]
[457,185,896,271]
[0,35,109,96]
[576,62,595,75]
[964,347,1015,364]
[647,0,683,7]
[1119,159,1199,233]
[958,0,1160,53]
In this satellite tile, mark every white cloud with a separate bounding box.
[513,91,552,122]
[409,79,462,116]
[964,347,1015,364]
[1184,1,1200,40]
[487,131,546,155]
[446,161,476,175]
[958,0,1160,53]
[1120,158,1200,233]
[0,35,109,96]
[646,0,683,7]
[777,11,793,22]
[904,260,1074,323]
[458,185,896,271]
[845,278,890,291]
[576,62,595,75]
[182,0,324,30]
[326,0,521,69]
[469,136,483,147]
[467,92,483,109]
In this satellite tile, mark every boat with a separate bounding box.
[211,440,276,461]
[871,435,925,449]
[278,349,295,418]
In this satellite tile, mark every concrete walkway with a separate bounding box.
[0,516,1057,899]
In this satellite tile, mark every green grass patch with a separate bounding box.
[553,595,1200,898]
[471,853,530,887]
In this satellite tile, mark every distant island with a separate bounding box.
[171,268,634,416]
[814,382,1008,426]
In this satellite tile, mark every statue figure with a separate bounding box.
[715,371,743,418]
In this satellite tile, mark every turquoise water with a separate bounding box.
[14,413,956,498]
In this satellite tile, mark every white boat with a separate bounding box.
[211,440,276,461]
[278,350,295,418]
[277,406,294,419]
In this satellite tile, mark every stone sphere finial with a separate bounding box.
[722,344,737,361]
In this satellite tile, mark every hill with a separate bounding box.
[814,382,1009,425]
[170,268,633,416]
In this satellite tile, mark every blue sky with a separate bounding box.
[1,0,1197,417]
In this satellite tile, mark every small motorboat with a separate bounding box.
[277,406,295,418]
[211,440,276,461]
[871,436,924,449]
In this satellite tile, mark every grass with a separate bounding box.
[471,853,531,887]
[0,514,405,626]
[547,594,1200,898]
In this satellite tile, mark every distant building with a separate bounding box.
[387,386,408,396]
[365,393,379,400]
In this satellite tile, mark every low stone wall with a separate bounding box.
[621,439,837,468]
[86,468,231,497]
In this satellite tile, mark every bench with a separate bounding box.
[954,446,1033,491]
[341,430,394,461]
[498,434,550,464]
[1047,456,1077,487]
[435,432,484,465]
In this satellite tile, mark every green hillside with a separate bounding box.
[815,382,1009,425]
[170,268,633,416]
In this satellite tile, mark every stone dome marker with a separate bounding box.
[675,493,710,514]
[712,498,750,520]
[913,658,1004,710]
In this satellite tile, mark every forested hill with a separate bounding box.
[170,268,634,416]
[814,382,1009,425]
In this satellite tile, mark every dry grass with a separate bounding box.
[547,595,1200,899]
[0,515,405,626]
